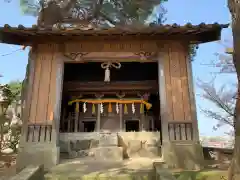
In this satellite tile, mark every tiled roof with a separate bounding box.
[0,23,229,45]
[200,136,234,149]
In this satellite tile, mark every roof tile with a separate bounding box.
[0,23,229,45]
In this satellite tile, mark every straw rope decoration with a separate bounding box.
[68,98,152,115]
[69,99,151,109]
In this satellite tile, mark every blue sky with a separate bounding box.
[0,0,234,136]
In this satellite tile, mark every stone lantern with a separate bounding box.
[0,89,9,116]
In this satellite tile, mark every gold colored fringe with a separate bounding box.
[75,102,79,113]
[140,103,144,114]
[124,104,128,114]
[108,103,112,113]
[92,104,96,114]
[68,99,152,110]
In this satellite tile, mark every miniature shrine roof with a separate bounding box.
[0,23,229,45]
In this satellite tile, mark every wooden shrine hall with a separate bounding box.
[0,23,228,171]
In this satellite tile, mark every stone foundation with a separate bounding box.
[162,141,204,170]
[92,147,123,161]
[59,132,161,159]
[118,132,161,158]
[60,131,161,159]
[16,144,59,172]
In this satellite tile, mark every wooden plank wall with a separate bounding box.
[26,41,192,124]
[28,44,58,124]
[164,42,192,122]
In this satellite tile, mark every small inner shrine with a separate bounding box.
[60,62,160,133]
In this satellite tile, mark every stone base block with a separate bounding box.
[16,144,60,172]
[144,147,160,157]
[99,132,118,147]
[127,140,160,158]
[128,147,160,158]
[162,142,204,170]
[91,146,123,161]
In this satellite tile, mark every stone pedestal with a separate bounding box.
[162,141,204,170]
[93,132,123,161]
[16,125,60,172]
[127,140,160,158]
[16,144,60,172]
[98,132,118,146]
[92,147,123,161]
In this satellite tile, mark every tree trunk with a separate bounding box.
[228,0,240,179]
[0,124,4,158]
[228,85,240,180]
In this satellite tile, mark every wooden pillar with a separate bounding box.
[186,55,200,141]
[73,95,81,132]
[140,114,145,131]
[119,104,123,131]
[74,108,79,132]
[61,107,66,132]
[19,49,36,145]
[53,54,64,143]
[117,93,125,132]
[157,53,169,142]
[67,113,71,132]
[95,94,104,132]
[151,117,154,131]
[96,103,101,131]
[16,46,64,171]
[138,93,148,131]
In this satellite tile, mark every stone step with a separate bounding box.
[67,146,123,161]
[98,132,118,147]
[91,146,123,161]
[45,171,153,180]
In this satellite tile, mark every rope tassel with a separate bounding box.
[92,104,96,114]
[75,102,79,113]
[104,68,110,82]
[124,104,128,114]
[101,62,121,82]
[140,103,144,114]
[108,102,112,113]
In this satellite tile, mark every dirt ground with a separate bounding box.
[0,155,237,180]
[0,154,17,180]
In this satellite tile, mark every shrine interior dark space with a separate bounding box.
[60,62,162,133]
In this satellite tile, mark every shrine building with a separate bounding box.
[0,23,228,171]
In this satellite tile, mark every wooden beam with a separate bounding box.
[63,81,158,92]
[64,91,150,95]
